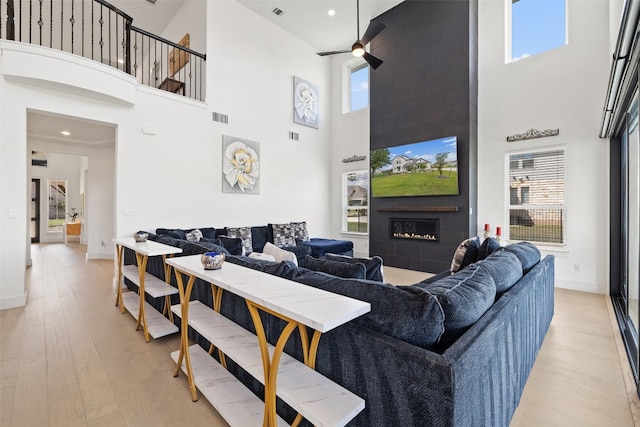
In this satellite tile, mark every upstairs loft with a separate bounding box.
[0,0,206,101]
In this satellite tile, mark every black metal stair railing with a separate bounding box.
[1,0,206,101]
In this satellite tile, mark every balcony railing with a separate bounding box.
[0,0,206,101]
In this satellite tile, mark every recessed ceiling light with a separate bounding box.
[61,131,71,136]
[328,9,336,16]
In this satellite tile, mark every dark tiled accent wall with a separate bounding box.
[370,0,478,274]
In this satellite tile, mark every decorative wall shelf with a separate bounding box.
[376,206,459,212]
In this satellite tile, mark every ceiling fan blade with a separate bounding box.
[363,51,383,70]
[317,50,351,56]
[361,21,386,45]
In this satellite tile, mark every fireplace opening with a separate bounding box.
[390,218,439,241]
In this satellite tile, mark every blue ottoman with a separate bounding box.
[303,238,353,258]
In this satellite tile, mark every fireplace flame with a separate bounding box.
[392,232,437,240]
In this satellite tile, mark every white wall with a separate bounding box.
[0,0,333,309]
[329,57,371,257]
[478,0,611,293]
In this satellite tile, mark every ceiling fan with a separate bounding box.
[316,0,386,70]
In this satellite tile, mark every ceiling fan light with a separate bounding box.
[352,42,365,57]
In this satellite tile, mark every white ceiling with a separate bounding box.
[27,0,401,144]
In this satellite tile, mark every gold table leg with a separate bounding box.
[173,271,198,401]
[246,302,324,427]
[135,253,151,342]
[115,244,125,313]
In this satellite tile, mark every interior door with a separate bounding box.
[31,179,40,243]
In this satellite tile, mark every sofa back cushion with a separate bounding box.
[503,242,541,273]
[250,226,270,252]
[414,264,496,348]
[226,255,299,280]
[293,269,444,349]
[475,249,523,296]
[305,256,366,279]
[325,253,384,282]
[477,237,501,261]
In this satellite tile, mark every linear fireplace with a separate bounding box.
[390,218,439,241]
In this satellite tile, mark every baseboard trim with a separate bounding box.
[86,252,114,260]
[0,293,27,310]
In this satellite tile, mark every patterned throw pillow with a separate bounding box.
[290,221,310,242]
[271,223,296,247]
[226,227,253,255]
[185,229,203,242]
[450,237,481,273]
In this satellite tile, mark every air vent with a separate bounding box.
[146,0,156,4]
[212,112,229,124]
[289,131,299,141]
[272,7,285,17]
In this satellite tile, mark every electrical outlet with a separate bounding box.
[574,264,580,272]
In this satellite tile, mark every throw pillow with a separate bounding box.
[218,236,244,256]
[249,252,277,262]
[185,229,203,242]
[325,253,384,282]
[291,221,310,242]
[477,237,501,261]
[263,242,298,266]
[450,237,481,273]
[270,223,296,247]
[166,229,186,240]
[226,227,253,255]
[304,256,366,280]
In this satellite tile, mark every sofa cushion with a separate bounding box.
[250,226,270,252]
[185,229,203,242]
[415,264,496,347]
[200,237,239,256]
[167,229,187,240]
[325,253,384,282]
[305,256,366,279]
[303,238,354,258]
[450,237,481,273]
[291,221,310,242]
[196,240,231,256]
[270,223,296,247]
[477,237,501,261]
[226,227,253,255]
[293,269,445,349]
[198,227,218,240]
[174,239,214,256]
[475,249,523,296]
[503,242,541,273]
[263,242,298,266]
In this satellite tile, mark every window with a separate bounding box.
[350,64,369,111]
[342,170,369,234]
[48,179,67,231]
[507,149,565,245]
[510,0,566,62]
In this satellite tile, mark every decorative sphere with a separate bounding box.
[134,232,148,242]
[201,251,225,270]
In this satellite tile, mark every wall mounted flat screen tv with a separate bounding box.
[371,136,458,197]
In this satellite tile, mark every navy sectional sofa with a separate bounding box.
[122,234,554,427]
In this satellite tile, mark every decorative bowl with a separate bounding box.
[201,251,225,270]
[134,232,148,242]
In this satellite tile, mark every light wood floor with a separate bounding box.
[0,244,638,426]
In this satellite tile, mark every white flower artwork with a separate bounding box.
[293,76,319,129]
[222,136,260,194]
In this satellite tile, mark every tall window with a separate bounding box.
[510,0,566,62]
[350,64,369,111]
[342,170,369,233]
[507,149,565,245]
[48,179,67,231]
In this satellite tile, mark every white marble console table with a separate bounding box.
[113,237,182,342]
[166,255,371,427]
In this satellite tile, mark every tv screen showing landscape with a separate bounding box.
[371,136,458,197]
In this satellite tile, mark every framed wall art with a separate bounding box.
[222,135,260,194]
[293,76,319,129]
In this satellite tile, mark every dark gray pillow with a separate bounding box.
[167,229,187,240]
[450,237,481,272]
[294,269,445,349]
[415,264,496,347]
[503,242,541,273]
[305,256,366,279]
[325,253,384,282]
[475,249,522,296]
[477,237,501,261]
[219,236,244,255]
[197,238,231,256]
